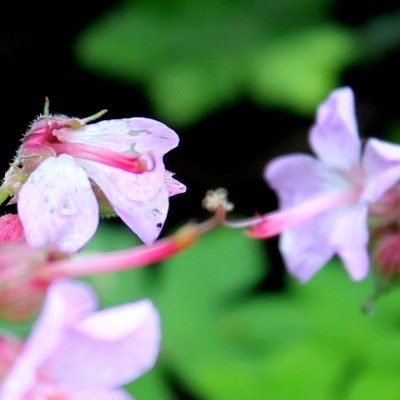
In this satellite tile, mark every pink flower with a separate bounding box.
[0,279,161,400]
[15,112,186,253]
[249,87,400,282]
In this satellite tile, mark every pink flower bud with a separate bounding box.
[0,214,25,243]
[0,242,51,322]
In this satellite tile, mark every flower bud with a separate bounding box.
[0,242,51,322]
[373,233,400,278]
[0,214,25,242]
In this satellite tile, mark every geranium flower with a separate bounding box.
[248,87,400,282]
[13,111,186,253]
[0,279,161,399]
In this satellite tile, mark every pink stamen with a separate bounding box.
[226,189,360,238]
[50,142,151,173]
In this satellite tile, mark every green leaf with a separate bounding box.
[247,25,357,114]
[74,0,356,126]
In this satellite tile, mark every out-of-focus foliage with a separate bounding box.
[74,0,358,127]
[84,221,400,400]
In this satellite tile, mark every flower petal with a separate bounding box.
[309,87,361,170]
[362,138,400,202]
[80,159,165,202]
[165,171,187,197]
[18,155,99,253]
[80,160,171,244]
[64,388,133,400]
[112,187,170,245]
[265,154,350,207]
[46,299,160,388]
[330,205,369,280]
[124,117,180,156]
[279,212,336,282]
[59,117,179,156]
[0,280,97,399]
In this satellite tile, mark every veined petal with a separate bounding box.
[362,138,400,202]
[265,154,351,207]
[309,87,361,170]
[46,300,160,388]
[17,155,99,253]
[57,117,179,156]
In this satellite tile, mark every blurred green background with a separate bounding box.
[2,0,400,398]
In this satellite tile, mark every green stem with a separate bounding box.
[0,187,11,207]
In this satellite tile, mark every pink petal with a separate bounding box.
[309,87,361,170]
[80,160,170,244]
[281,203,370,282]
[46,300,161,388]
[22,280,97,366]
[60,117,179,157]
[265,154,350,207]
[362,138,400,202]
[124,117,180,156]
[279,213,336,282]
[330,205,369,280]
[112,187,170,245]
[0,280,97,399]
[66,388,133,400]
[79,159,165,202]
[165,171,187,197]
[17,155,99,253]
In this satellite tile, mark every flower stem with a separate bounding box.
[37,208,225,281]
[0,187,11,208]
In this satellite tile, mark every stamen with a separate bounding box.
[80,109,108,124]
[202,188,234,212]
[43,97,50,119]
